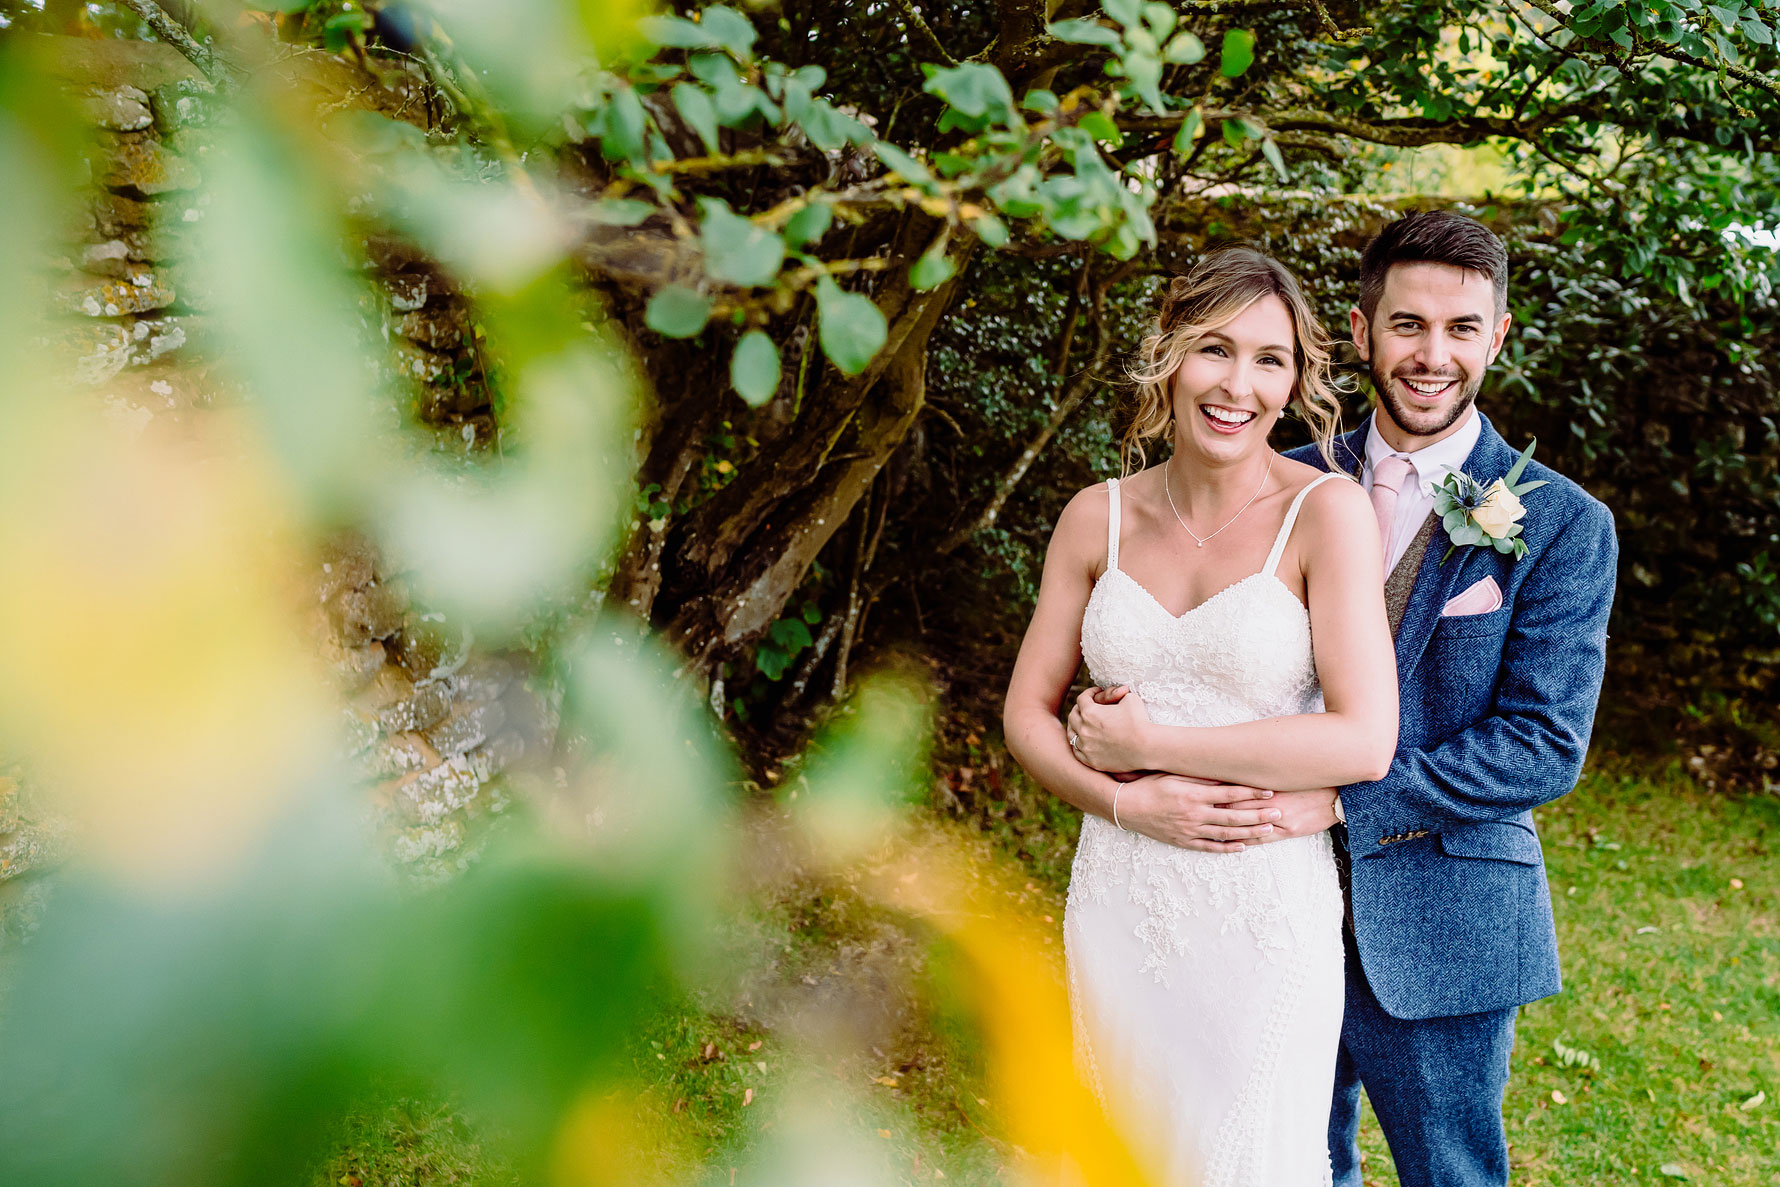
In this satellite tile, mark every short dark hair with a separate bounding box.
[1358,211,1508,323]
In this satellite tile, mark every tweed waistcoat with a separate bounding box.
[1386,515,1439,636]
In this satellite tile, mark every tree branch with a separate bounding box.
[889,0,960,67]
[938,261,1137,555]
[118,0,227,88]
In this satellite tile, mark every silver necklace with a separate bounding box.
[1163,453,1274,548]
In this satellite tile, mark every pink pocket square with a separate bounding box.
[1442,576,1503,617]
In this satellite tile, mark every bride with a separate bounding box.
[1003,248,1398,1187]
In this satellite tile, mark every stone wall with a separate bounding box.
[0,37,549,937]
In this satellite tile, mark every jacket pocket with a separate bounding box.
[1432,605,1512,640]
[1439,820,1542,865]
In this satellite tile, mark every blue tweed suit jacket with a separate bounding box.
[1288,414,1617,1021]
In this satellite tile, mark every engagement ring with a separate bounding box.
[1069,731,1080,750]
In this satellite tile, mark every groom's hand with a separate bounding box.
[1221,787,1340,842]
[1116,773,1281,853]
[1067,685,1153,772]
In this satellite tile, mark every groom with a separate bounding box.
[1257,211,1618,1186]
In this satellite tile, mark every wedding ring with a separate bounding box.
[1069,730,1081,750]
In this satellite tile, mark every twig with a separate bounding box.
[118,0,227,88]
[889,0,960,68]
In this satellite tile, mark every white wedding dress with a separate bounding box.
[1066,473,1345,1187]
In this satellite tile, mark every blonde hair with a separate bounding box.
[1121,248,1345,476]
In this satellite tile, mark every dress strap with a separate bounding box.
[1105,478,1122,572]
[1263,472,1343,576]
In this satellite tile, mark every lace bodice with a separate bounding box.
[1079,473,1334,727]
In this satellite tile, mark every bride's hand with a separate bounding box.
[1112,773,1282,853]
[1067,685,1153,772]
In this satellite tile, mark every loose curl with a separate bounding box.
[1121,247,1346,476]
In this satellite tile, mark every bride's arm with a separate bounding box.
[1004,487,1284,853]
[1068,477,1398,790]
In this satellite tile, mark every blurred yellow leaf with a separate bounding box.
[871,831,1160,1187]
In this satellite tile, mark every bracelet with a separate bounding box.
[1113,782,1128,831]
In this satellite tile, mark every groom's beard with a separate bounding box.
[1370,351,1483,441]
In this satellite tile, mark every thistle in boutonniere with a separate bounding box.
[1433,438,1549,563]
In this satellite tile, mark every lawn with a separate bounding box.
[320,758,1779,1186]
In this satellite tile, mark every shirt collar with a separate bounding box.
[1363,407,1482,493]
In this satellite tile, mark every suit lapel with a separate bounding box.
[1393,414,1516,684]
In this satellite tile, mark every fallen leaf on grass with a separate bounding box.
[1740,1090,1766,1111]
[1730,878,1744,889]
[878,1128,893,1139]
[742,1088,754,1106]
[873,1076,899,1087]
[747,1040,762,1052]
[1659,1163,1689,1179]
[1551,1090,1568,1105]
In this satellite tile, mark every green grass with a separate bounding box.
[1354,760,1780,1187]
[324,759,1779,1186]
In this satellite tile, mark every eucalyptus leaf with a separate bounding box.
[645,286,713,338]
[1047,18,1122,47]
[699,200,786,288]
[730,330,781,406]
[815,276,887,376]
[671,83,720,154]
[910,249,956,291]
[784,201,834,248]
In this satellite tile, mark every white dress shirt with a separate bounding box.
[1362,407,1482,576]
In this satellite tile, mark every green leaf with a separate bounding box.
[671,83,720,154]
[874,142,935,187]
[1220,28,1256,76]
[1023,88,1061,113]
[783,201,833,248]
[1223,115,1264,147]
[801,600,823,625]
[815,276,887,376]
[1048,17,1122,46]
[910,248,956,291]
[730,330,780,405]
[592,86,649,162]
[1163,31,1206,64]
[645,286,713,338]
[698,5,758,60]
[1123,51,1164,110]
[923,63,1016,124]
[1173,107,1205,153]
[639,14,719,49]
[1510,478,1549,496]
[769,617,813,651]
[1261,136,1288,181]
[590,198,656,227]
[1105,0,1142,26]
[755,640,788,679]
[1080,111,1124,145]
[1741,16,1773,43]
[1503,437,1539,487]
[699,200,786,287]
[972,213,1010,248]
[800,98,873,150]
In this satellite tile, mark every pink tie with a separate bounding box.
[1370,455,1414,577]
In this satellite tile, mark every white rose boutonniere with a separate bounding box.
[1433,438,1549,563]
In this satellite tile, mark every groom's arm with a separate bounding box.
[1340,498,1618,843]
